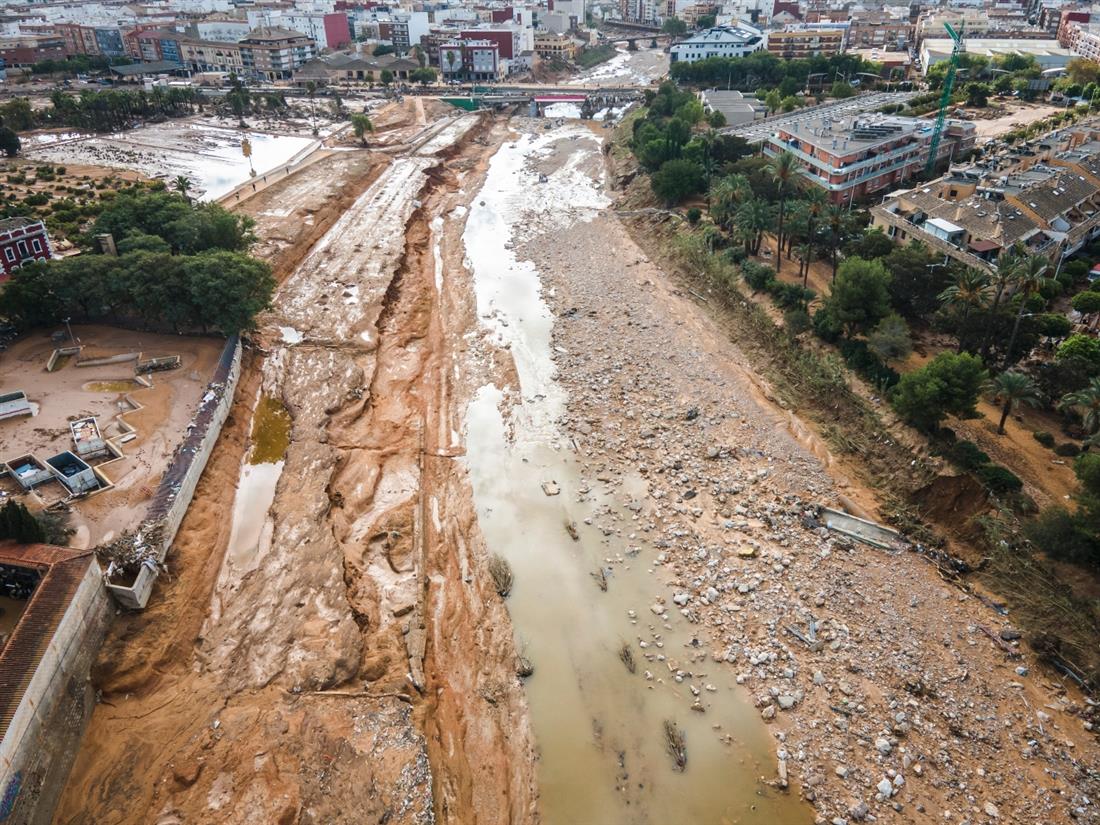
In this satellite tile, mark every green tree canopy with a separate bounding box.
[890,352,988,431]
[662,17,688,35]
[93,191,255,255]
[651,158,705,205]
[820,257,892,336]
[0,126,19,157]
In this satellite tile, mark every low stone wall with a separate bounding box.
[0,561,111,825]
[105,335,241,609]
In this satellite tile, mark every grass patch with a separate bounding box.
[576,44,618,70]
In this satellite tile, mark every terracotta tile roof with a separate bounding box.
[0,542,95,745]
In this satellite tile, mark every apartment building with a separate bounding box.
[766,24,846,59]
[239,26,316,81]
[872,131,1100,273]
[846,11,913,51]
[765,113,976,204]
[0,35,66,68]
[180,38,244,73]
[533,31,579,60]
[437,39,504,80]
[618,0,660,26]
[669,24,765,64]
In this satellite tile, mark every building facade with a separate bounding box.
[180,38,244,73]
[669,24,765,64]
[0,218,54,280]
[765,114,976,204]
[239,26,316,81]
[766,25,846,58]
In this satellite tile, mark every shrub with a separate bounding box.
[724,246,747,264]
[488,553,513,597]
[686,206,702,225]
[768,280,814,309]
[976,464,1024,494]
[812,307,843,343]
[839,339,900,389]
[1055,442,1082,457]
[1033,431,1056,448]
[742,261,775,292]
[1025,507,1099,567]
[944,439,991,471]
[784,308,811,336]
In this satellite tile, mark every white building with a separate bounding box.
[920,38,1074,74]
[669,24,765,64]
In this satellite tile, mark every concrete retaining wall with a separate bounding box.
[105,335,241,609]
[0,562,111,825]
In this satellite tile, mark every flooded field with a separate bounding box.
[24,121,316,200]
[462,124,809,824]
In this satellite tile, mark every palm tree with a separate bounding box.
[980,244,1024,360]
[305,80,319,136]
[826,203,846,280]
[350,112,373,145]
[227,84,250,128]
[1061,377,1100,437]
[1003,254,1054,367]
[938,269,994,353]
[989,371,1042,434]
[735,199,773,256]
[699,128,719,192]
[768,150,801,274]
[799,188,827,288]
[709,173,751,232]
[172,175,192,201]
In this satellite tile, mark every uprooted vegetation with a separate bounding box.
[488,551,514,597]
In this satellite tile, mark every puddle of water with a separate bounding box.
[249,395,291,465]
[279,326,303,344]
[83,380,141,392]
[462,127,812,824]
[224,460,283,574]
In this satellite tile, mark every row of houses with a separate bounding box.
[872,128,1100,275]
[670,21,1075,72]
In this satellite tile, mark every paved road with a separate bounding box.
[722,91,919,144]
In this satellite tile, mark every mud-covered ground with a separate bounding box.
[53,84,1100,825]
[53,101,537,825]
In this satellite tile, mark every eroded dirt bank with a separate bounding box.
[52,106,535,825]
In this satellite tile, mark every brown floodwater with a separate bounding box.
[462,124,812,825]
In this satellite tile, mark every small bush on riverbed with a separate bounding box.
[488,553,514,597]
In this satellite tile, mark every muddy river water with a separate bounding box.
[462,124,812,823]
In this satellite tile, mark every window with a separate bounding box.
[16,240,27,257]
[4,247,13,261]
[31,238,41,253]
